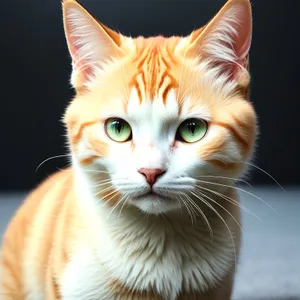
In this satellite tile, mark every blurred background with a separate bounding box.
[0,1,299,299]
[1,0,299,191]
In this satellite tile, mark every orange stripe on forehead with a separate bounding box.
[137,53,148,69]
[157,67,178,99]
[132,80,142,102]
[160,54,171,69]
[162,82,175,105]
[129,37,178,104]
[134,41,152,67]
[162,72,178,105]
[157,70,168,89]
[149,50,158,100]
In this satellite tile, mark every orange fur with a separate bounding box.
[1,0,257,299]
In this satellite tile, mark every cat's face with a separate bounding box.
[62,0,257,214]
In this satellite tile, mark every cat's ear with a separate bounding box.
[62,0,124,89]
[186,0,252,83]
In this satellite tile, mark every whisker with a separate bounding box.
[189,190,237,267]
[174,194,183,217]
[195,179,279,215]
[35,150,102,173]
[178,194,196,225]
[212,156,284,191]
[91,177,130,187]
[243,161,285,191]
[183,193,213,238]
[83,169,110,174]
[195,175,252,188]
[35,154,72,172]
[99,191,119,206]
[107,194,128,220]
[96,185,116,195]
[96,188,118,202]
[194,187,243,234]
[195,184,261,221]
[92,180,114,188]
[118,195,131,219]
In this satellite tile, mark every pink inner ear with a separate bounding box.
[232,4,252,67]
[67,33,95,81]
[219,5,252,80]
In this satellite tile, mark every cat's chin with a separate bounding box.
[129,192,181,215]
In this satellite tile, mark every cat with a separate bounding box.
[0,0,257,299]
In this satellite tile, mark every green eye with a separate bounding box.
[105,118,132,142]
[176,118,208,143]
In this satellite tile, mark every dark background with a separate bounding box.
[1,0,299,191]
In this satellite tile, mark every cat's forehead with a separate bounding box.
[128,37,180,105]
[125,37,209,122]
[80,37,220,122]
[127,88,181,121]
[126,87,210,126]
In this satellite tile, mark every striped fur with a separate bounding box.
[1,0,257,299]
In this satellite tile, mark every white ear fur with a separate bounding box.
[188,0,252,81]
[62,0,123,88]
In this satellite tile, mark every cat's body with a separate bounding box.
[1,0,257,299]
[1,168,240,299]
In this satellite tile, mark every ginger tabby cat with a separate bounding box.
[0,0,257,299]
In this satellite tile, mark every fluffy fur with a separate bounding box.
[0,0,257,299]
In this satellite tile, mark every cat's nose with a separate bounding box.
[138,168,165,187]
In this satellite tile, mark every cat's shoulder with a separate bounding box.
[2,167,73,242]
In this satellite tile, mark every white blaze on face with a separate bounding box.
[101,87,212,214]
[131,89,179,168]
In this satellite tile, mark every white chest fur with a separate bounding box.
[60,165,238,299]
[61,201,236,300]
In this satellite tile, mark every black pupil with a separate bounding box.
[114,121,123,134]
[187,122,196,135]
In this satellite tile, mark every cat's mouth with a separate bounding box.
[133,191,172,202]
[128,189,181,214]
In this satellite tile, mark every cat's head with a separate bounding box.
[62,0,257,215]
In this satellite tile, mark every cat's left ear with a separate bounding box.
[186,0,252,83]
[62,0,124,89]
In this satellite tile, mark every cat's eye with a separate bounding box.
[176,118,208,143]
[105,118,132,142]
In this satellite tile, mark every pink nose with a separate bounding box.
[138,168,165,186]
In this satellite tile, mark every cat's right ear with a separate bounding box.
[62,0,124,89]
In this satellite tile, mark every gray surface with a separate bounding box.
[0,188,299,300]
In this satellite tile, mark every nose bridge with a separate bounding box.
[133,106,168,169]
[136,142,166,170]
